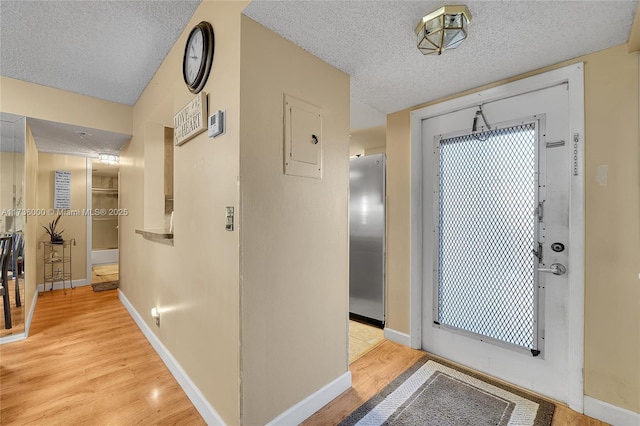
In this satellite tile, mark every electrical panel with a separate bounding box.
[283,94,322,179]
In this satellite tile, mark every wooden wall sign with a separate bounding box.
[174,92,207,146]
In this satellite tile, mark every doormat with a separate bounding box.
[92,264,118,276]
[339,355,555,426]
[91,281,119,292]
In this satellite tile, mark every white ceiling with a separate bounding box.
[0,0,637,154]
[245,0,638,126]
[26,117,131,158]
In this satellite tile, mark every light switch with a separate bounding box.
[225,207,234,231]
[596,165,608,186]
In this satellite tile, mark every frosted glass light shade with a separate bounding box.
[98,153,119,164]
[416,6,472,55]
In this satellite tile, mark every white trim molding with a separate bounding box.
[24,289,38,336]
[383,327,412,347]
[584,395,640,426]
[265,371,352,426]
[37,278,88,293]
[0,289,37,345]
[0,331,26,344]
[118,290,227,426]
[409,63,585,412]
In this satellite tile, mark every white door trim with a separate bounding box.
[86,157,93,282]
[409,63,585,411]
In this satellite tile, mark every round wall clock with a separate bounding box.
[182,21,215,94]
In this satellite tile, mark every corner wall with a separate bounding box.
[119,2,249,424]
[239,15,350,425]
[386,44,640,413]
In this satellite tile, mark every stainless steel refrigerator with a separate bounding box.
[349,153,385,326]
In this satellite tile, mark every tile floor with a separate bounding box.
[91,263,119,284]
[349,320,384,363]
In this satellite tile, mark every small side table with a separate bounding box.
[40,239,76,294]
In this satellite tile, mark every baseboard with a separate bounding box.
[265,371,352,426]
[24,289,38,336]
[118,290,227,426]
[584,395,640,426]
[0,289,38,345]
[0,331,26,344]
[384,327,412,347]
[37,278,88,292]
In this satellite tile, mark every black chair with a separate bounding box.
[0,235,13,329]
[11,232,23,307]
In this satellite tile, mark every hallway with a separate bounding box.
[0,286,610,425]
[0,286,203,424]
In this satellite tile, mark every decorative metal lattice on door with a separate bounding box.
[435,122,541,352]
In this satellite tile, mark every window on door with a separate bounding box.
[435,122,541,352]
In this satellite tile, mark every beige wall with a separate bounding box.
[386,44,640,413]
[23,124,38,325]
[582,46,640,412]
[36,153,87,283]
[349,125,386,157]
[385,111,411,333]
[119,1,248,424]
[239,15,350,425]
[0,76,132,135]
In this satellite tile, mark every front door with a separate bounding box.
[420,80,582,406]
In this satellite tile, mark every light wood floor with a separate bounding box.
[304,339,609,426]
[1,287,608,425]
[0,285,204,425]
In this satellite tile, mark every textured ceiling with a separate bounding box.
[0,0,200,106]
[245,0,638,126]
[0,0,637,155]
[27,117,131,158]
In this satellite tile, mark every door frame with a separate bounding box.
[408,63,585,411]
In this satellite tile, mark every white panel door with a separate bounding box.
[421,83,576,404]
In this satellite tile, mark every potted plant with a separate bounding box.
[42,215,64,244]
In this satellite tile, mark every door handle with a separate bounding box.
[538,263,566,276]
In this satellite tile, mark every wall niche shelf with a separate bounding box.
[135,228,174,245]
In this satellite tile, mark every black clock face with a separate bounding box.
[182,21,214,94]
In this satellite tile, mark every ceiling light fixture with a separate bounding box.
[415,5,472,55]
[98,153,119,165]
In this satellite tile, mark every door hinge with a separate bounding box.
[536,201,544,222]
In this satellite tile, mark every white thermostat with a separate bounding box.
[208,109,225,138]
